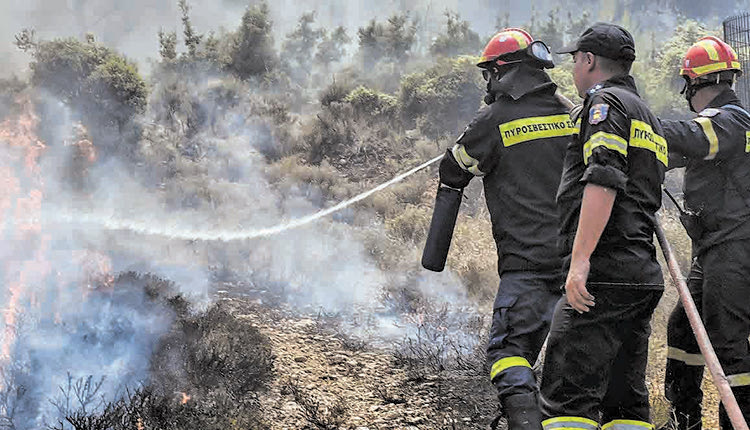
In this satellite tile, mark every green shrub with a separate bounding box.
[399,56,483,138]
[344,86,399,123]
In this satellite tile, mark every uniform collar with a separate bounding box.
[585,74,639,99]
[493,63,557,101]
[706,87,743,109]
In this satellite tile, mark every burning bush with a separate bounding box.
[41,273,273,430]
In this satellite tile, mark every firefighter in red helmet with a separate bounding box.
[660,36,750,429]
[430,28,573,429]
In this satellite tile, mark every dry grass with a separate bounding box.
[448,213,499,301]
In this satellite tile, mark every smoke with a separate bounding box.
[0,1,515,424]
[0,0,588,78]
[0,59,477,423]
[10,278,175,428]
[4,0,750,80]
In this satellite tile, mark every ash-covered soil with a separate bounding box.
[216,282,499,430]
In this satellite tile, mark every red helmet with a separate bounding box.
[478,28,533,68]
[680,36,742,81]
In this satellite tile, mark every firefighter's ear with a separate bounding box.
[584,52,595,71]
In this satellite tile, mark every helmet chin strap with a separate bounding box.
[484,79,497,105]
[682,74,728,113]
[680,73,737,112]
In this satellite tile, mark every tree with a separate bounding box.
[565,10,590,43]
[314,26,350,71]
[179,0,203,59]
[281,12,325,81]
[639,19,717,119]
[534,9,564,53]
[227,1,277,80]
[358,19,387,69]
[429,11,482,58]
[384,13,416,62]
[357,13,416,69]
[158,29,177,62]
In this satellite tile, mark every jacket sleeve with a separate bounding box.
[578,94,629,191]
[662,109,744,161]
[439,106,502,189]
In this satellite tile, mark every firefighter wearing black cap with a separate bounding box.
[432,28,575,429]
[660,36,750,430]
[538,23,666,430]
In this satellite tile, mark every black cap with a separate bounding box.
[558,22,636,61]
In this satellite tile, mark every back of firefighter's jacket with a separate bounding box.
[444,71,574,275]
[557,75,666,286]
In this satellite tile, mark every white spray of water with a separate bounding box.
[54,154,443,241]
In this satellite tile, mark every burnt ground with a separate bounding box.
[214,280,499,430]
[214,269,722,430]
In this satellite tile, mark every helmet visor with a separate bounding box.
[487,40,555,69]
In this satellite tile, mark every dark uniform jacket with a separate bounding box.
[557,75,666,287]
[662,88,750,255]
[439,64,574,275]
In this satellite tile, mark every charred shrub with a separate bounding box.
[391,301,496,423]
[51,385,267,430]
[151,303,274,399]
[283,380,349,430]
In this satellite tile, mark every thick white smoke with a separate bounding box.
[0,64,473,425]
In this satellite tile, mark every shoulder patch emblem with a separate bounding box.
[699,108,721,117]
[589,103,609,125]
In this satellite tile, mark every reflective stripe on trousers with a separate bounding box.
[489,355,532,381]
[602,419,654,429]
[667,346,705,366]
[727,372,750,387]
[542,416,598,429]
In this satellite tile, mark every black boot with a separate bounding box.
[504,392,543,430]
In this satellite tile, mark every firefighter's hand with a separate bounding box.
[565,258,595,313]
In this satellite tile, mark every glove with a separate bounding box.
[438,149,473,189]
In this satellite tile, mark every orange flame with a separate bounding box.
[0,96,46,370]
[0,96,113,392]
